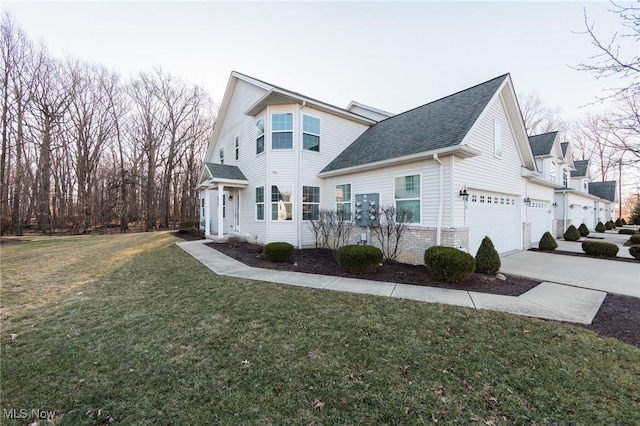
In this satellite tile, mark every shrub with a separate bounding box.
[618,228,635,235]
[578,223,590,237]
[563,225,581,241]
[178,220,198,230]
[475,236,501,273]
[264,242,295,263]
[595,222,606,233]
[615,218,623,227]
[581,240,619,257]
[629,246,640,260]
[621,218,627,225]
[336,245,383,275]
[538,232,558,251]
[630,233,640,245]
[424,246,475,283]
[610,220,617,229]
[605,221,613,231]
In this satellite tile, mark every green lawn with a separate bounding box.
[1,233,639,425]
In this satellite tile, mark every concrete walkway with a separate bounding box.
[176,240,611,325]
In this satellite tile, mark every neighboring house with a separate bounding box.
[588,181,617,224]
[197,72,615,265]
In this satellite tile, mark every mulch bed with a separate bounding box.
[208,242,539,297]
[173,234,639,348]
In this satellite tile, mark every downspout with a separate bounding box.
[563,191,568,236]
[434,153,443,245]
[297,101,306,249]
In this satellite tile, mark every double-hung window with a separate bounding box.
[256,187,265,220]
[302,186,320,220]
[303,115,320,152]
[272,113,293,149]
[219,147,224,164]
[271,184,293,220]
[256,117,265,154]
[235,136,240,160]
[394,174,420,223]
[335,184,351,220]
[550,160,556,182]
[563,168,568,187]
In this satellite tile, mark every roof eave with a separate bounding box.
[318,145,481,178]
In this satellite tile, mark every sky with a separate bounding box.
[3,1,632,121]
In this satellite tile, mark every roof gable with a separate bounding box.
[529,132,558,157]
[572,160,590,178]
[321,74,509,173]
[588,181,617,202]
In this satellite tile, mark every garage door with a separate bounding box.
[529,200,552,243]
[568,204,584,228]
[468,191,520,255]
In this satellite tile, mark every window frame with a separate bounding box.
[394,173,421,224]
[256,117,265,155]
[255,186,265,221]
[271,112,293,150]
[302,186,320,221]
[302,114,320,152]
[271,184,293,221]
[335,183,352,221]
[235,136,240,161]
[219,146,225,165]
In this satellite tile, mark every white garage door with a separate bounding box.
[529,200,552,243]
[468,191,520,255]
[568,204,585,228]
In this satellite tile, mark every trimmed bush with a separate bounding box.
[336,244,383,275]
[538,232,558,251]
[424,246,475,283]
[595,222,606,233]
[605,221,613,230]
[615,218,623,227]
[611,220,617,229]
[581,240,619,257]
[264,242,295,263]
[578,223,590,237]
[621,218,627,225]
[475,236,501,274]
[618,228,636,235]
[563,225,581,241]
[630,233,640,245]
[629,246,640,260]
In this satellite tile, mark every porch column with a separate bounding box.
[204,188,211,236]
[218,184,224,238]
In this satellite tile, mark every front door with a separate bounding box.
[234,192,240,232]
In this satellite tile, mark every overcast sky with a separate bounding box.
[3,1,631,121]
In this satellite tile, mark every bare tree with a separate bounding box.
[518,93,567,136]
[372,205,413,262]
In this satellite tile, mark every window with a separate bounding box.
[302,186,320,220]
[550,160,556,182]
[480,195,485,203]
[394,174,420,223]
[256,117,265,154]
[272,113,293,149]
[201,198,205,217]
[303,115,320,152]
[494,119,502,157]
[256,187,264,220]
[336,184,351,220]
[235,136,240,161]
[563,168,568,187]
[271,184,293,220]
[471,194,477,203]
[219,147,224,164]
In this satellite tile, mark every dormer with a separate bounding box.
[528,131,566,185]
[346,101,395,122]
[571,160,592,193]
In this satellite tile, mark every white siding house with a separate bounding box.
[198,72,617,265]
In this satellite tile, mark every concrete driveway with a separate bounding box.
[500,250,640,298]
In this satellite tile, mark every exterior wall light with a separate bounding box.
[524,197,531,206]
[552,202,558,208]
[570,204,575,209]
[459,187,469,202]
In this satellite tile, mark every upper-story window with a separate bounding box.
[550,160,556,182]
[563,168,568,187]
[256,117,265,154]
[493,119,502,158]
[235,136,240,160]
[219,147,225,164]
[272,113,293,150]
[336,184,351,220]
[395,174,421,223]
[303,115,320,152]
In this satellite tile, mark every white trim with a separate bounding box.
[335,183,352,220]
[271,112,295,151]
[302,113,321,153]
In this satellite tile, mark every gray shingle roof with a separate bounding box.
[561,142,569,157]
[204,163,248,181]
[528,132,557,156]
[573,160,589,177]
[588,181,616,202]
[321,74,509,173]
